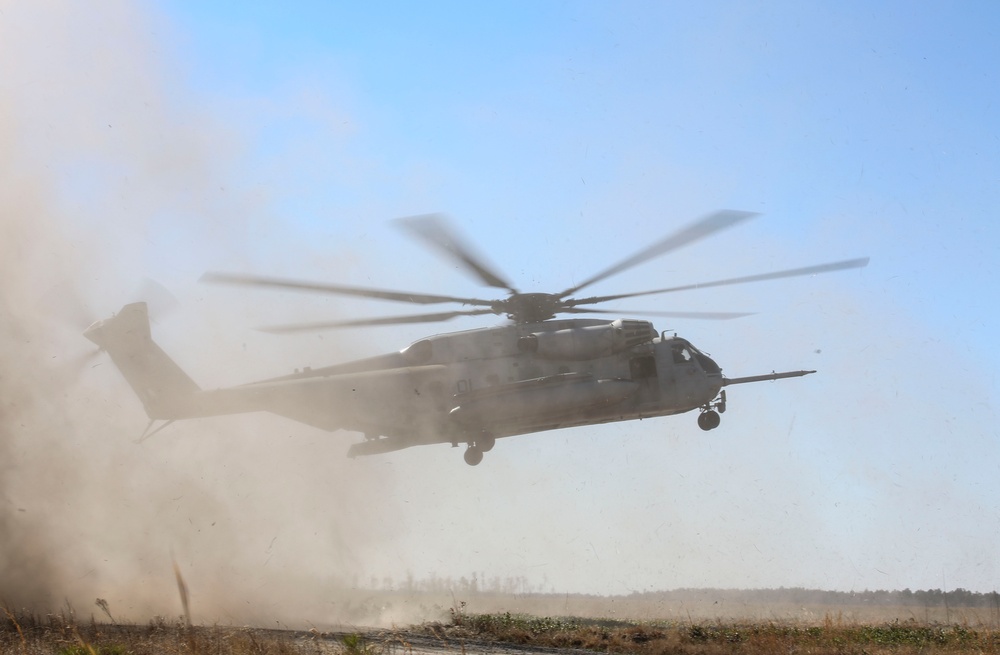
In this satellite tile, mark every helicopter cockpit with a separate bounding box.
[667,338,722,376]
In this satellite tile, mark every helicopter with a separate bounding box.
[84,210,868,466]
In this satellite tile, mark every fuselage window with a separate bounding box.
[672,345,692,364]
[630,355,658,380]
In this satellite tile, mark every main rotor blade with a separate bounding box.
[396,213,517,293]
[563,308,754,320]
[569,257,870,306]
[559,210,758,297]
[201,272,496,307]
[258,308,497,333]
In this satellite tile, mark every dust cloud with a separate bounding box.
[0,2,401,626]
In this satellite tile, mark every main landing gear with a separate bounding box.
[698,390,726,431]
[462,431,496,466]
[464,446,484,466]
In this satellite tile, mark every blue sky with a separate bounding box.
[3,0,999,620]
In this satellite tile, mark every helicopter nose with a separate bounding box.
[701,354,722,376]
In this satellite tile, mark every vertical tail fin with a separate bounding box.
[84,302,200,419]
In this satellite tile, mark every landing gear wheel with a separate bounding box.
[698,410,721,431]
[477,432,496,453]
[464,446,484,466]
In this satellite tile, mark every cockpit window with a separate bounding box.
[672,345,692,364]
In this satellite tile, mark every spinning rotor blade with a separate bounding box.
[201,272,495,307]
[570,257,870,306]
[559,210,758,297]
[396,214,517,293]
[563,308,754,320]
[258,308,497,333]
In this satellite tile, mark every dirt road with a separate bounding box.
[273,627,591,655]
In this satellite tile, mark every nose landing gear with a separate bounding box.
[697,410,721,431]
[697,390,726,431]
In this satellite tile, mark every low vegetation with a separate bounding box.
[0,608,360,655]
[429,604,1000,654]
[3,600,999,654]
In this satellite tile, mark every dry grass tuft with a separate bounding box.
[0,608,382,655]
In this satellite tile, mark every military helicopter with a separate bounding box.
[84,211,868,466]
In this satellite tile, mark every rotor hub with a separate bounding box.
[499,293,563,323]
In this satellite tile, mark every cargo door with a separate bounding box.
[628,353,660,404]
[654,341,678,407]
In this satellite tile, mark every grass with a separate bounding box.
[428,608,1000,654]
[0,608,379,655]
[3,602,999,655]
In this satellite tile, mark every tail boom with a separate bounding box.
[84,302,201,419]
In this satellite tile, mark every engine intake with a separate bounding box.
[517,319,655,360]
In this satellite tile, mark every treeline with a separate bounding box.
[361,575,1000,608]
[627,587,1000,609]
[364,573,539,595]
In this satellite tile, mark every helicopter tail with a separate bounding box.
[84,302,201,419]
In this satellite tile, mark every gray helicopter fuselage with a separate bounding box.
[86,295,814,466]
[235,317,725,456]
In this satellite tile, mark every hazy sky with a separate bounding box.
[3,1,999,621]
